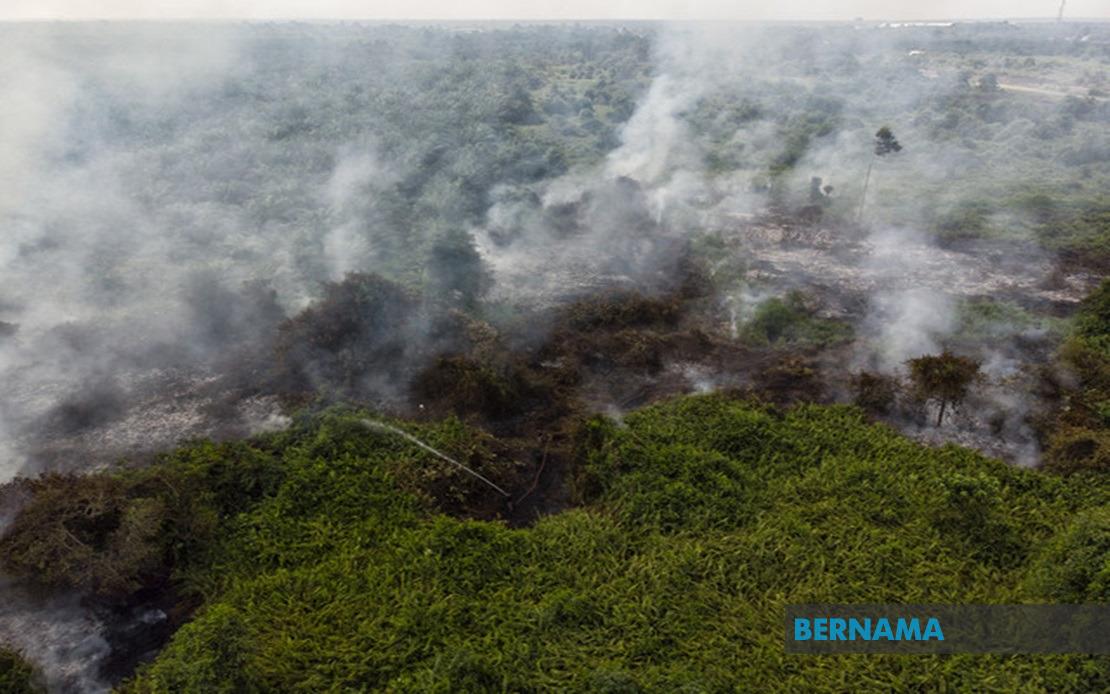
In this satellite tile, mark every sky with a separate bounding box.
[2,1,1108,22]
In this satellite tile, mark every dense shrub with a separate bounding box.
[1034,202,1110,270]
[933,200,992,241]
[740,293,852,347]
[1046,426,1110,474]
[1075,278,1110,350]
[954,298,1063,342]
[107,395,1110,691]
[412,356,523,419]
[906,351,982,426]
[0,648,43,694]
[1027,507,1110,602]
[273,273,417,395]
[0,441,279,597]
[425,228,494,309]
[853,371,900,414]
[1047,280,1110,472]
[0,474,173,596]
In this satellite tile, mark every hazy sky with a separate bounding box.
[3,1,1108,22]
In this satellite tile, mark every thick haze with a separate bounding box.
[3,0,1110,21]
[0,17,1106,690]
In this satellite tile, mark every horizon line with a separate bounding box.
[2,16,1108,23]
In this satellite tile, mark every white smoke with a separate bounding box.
[605,73,704,185]
[0,577,111,694]
[322,145,400,279]
[866,287,955,370]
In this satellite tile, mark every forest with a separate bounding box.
[0,18,1108,692]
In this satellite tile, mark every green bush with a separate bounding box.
[933,200,993,241]
[853,371,900,414]
[1049,280,1110,472]
[0,474,173,596]
[954,298,1063,342]
[906,351,982,426]
[933,472,1025,567]
[1075,279,1110,350]
[0,441,278,597]
[110,395,1110,691]
[740,292,852,347]
[412,356,522,419]
[1034,202,1110,269]
[0,648,43,694]
[1046,426,1110,474]
[1027,507,1110,602]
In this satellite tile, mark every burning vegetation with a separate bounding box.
[0,19,1108,693]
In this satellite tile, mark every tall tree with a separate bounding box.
[857,126,903,223]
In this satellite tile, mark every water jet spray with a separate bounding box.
[360,419,511,497]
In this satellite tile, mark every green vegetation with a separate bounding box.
[853,371,900,415]
[930,193,1110,268]
[2,21,1109,692]
[1026,507,1110,603]
[954,298,1065,341]
[413,356,532,421]
[4,395,1090,691]
[0,415,517,599]
[0,648,42,694]
[906,351,982,426]
[274,273,418,397]
[425,228,494,310]
[1038,201,1110,269]
[740,293,853,347]
[1074,279,1110,354]
[931,199,996,242]
[0,442,281,597]
[1046,280,1110,473]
